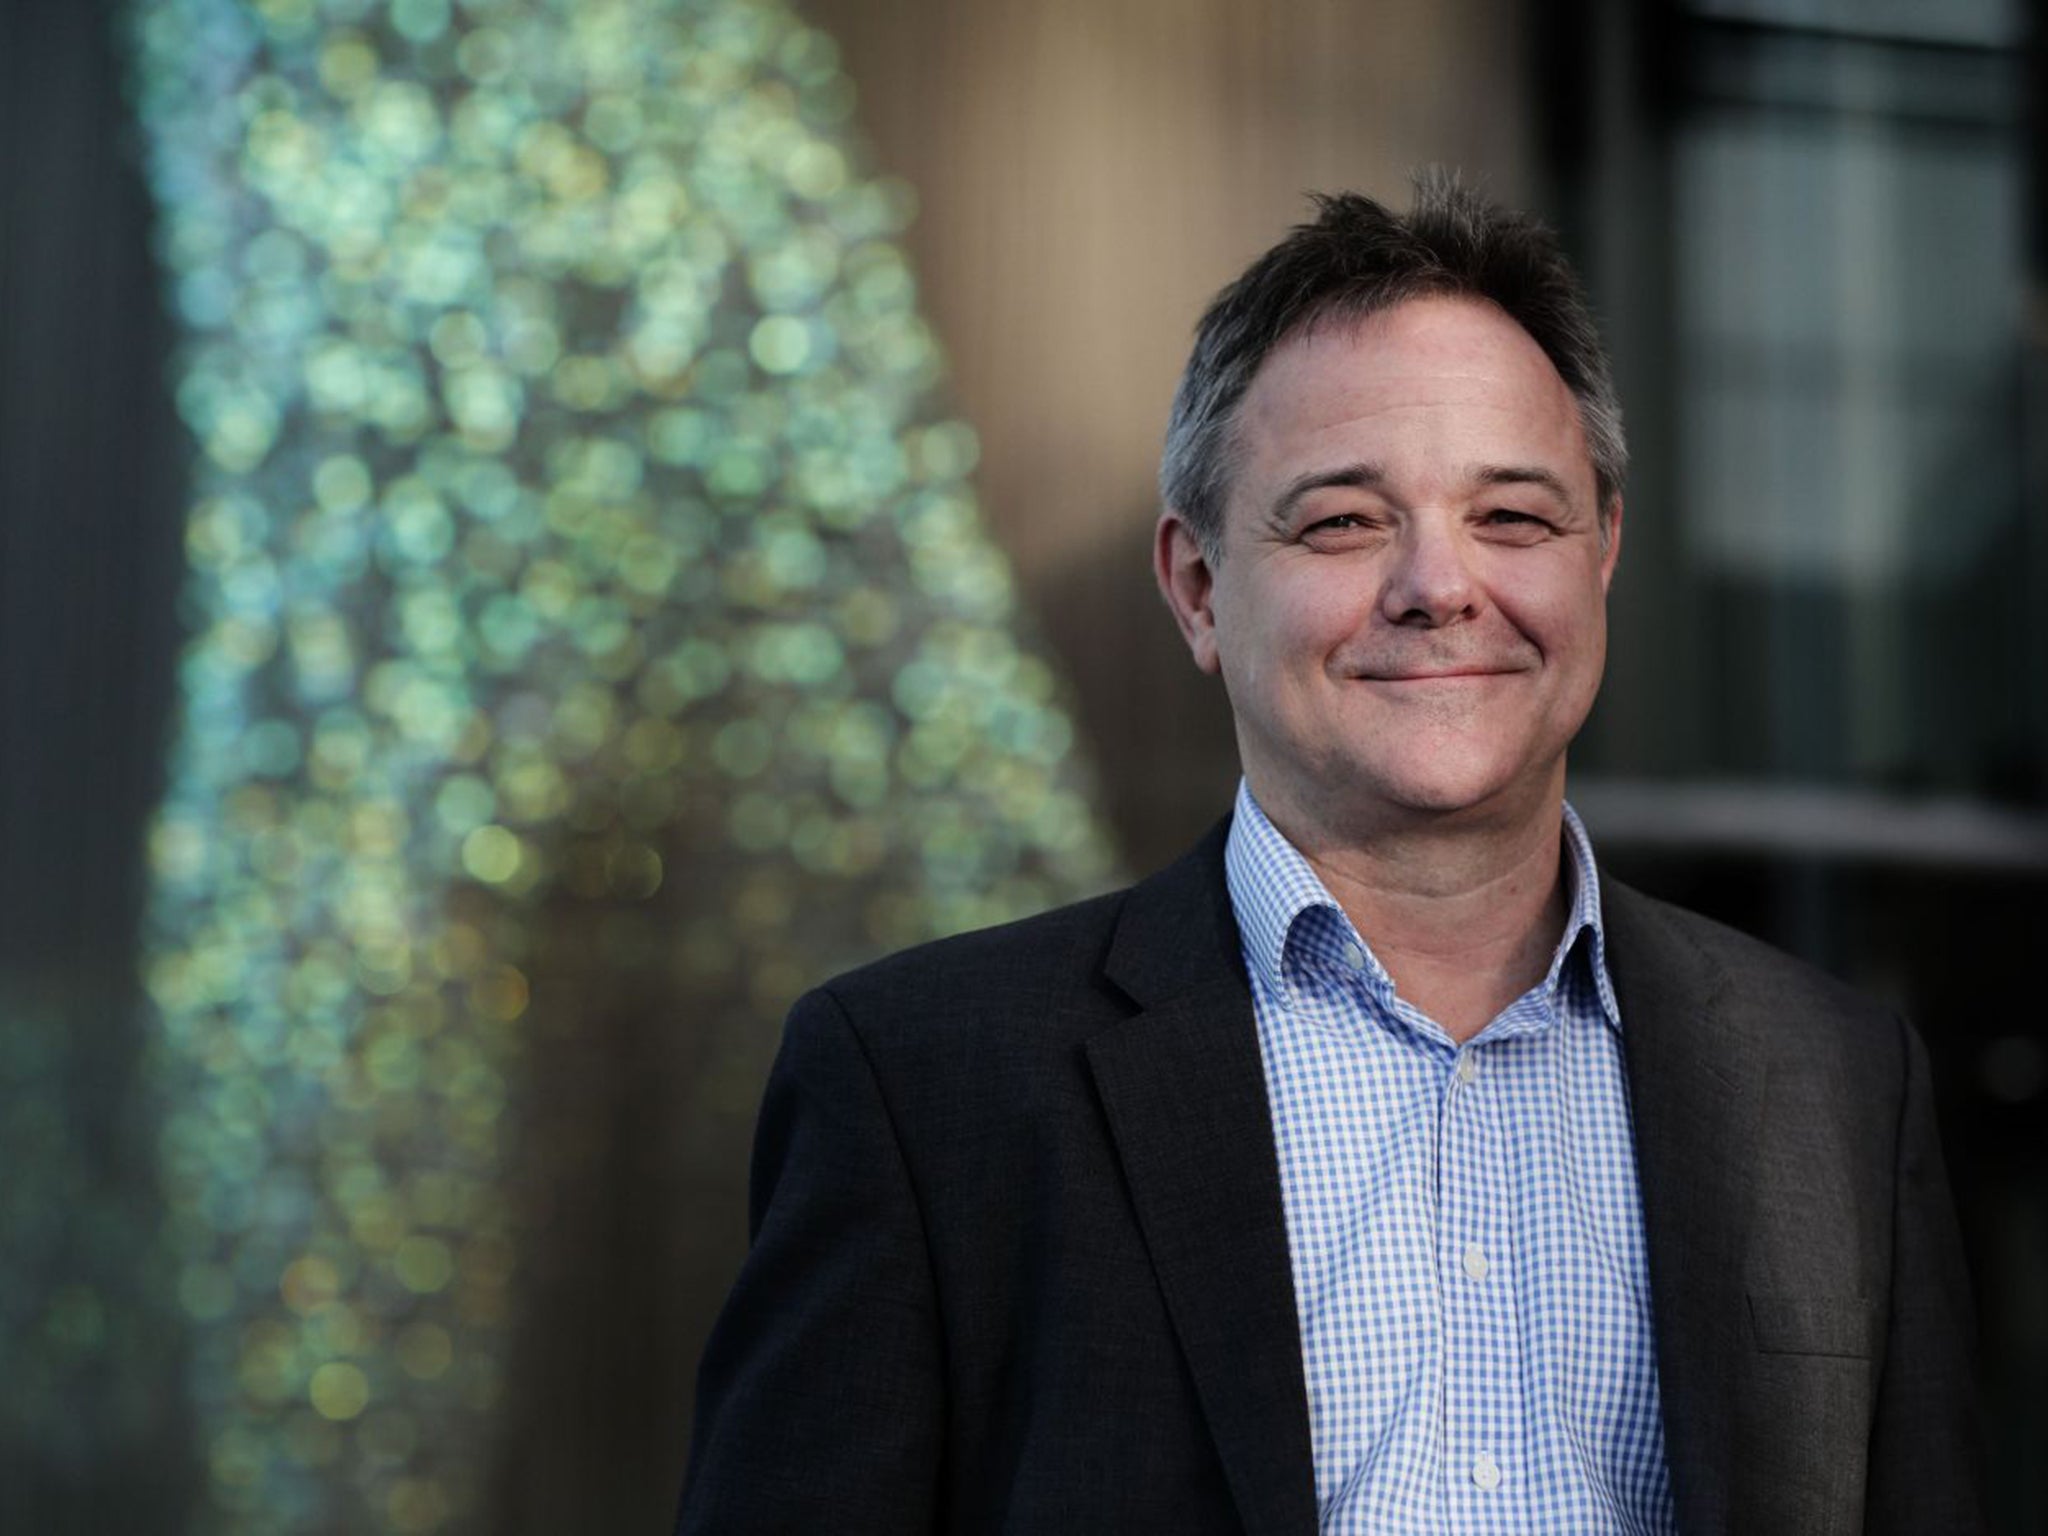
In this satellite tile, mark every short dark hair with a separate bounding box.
[1159,171,1626,555]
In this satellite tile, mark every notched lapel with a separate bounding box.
[1083,827,1317,1536]
[1603,877,1767,1536]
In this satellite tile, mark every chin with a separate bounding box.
[1378,783,1513,819]
[1350,755,1544,822]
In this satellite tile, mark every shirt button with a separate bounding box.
[1462,1244,1490,1281]
[1341,943,1366,971]
[1453,1052,1478,1086]
[1472,1453,1502,1491]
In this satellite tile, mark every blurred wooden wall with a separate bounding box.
[806,0,1539,869]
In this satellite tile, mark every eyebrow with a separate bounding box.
[1263,463,1385,530]
[1264,460,1578,528]
[1473,463,1576,505]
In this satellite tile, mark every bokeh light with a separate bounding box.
[129,0,1115,1527]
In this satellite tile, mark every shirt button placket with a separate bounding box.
[1440,1045,1480,1524]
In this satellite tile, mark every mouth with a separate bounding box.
[1358,667,1517,682]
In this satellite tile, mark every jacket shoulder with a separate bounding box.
[810,817,1239,1047]
[1616,879,1885,1008]
[1601,874,1907,1076]
[808,885,1134,1043]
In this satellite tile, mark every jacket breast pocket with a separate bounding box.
[1747,1291,1879,1358]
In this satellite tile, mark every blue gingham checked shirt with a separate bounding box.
[1225,782,1678,1534]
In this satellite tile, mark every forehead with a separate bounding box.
[1232,296,1593,502]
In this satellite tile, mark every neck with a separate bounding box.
[1257,783,1574,1044]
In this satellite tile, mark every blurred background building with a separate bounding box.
[2,0,2042,1530]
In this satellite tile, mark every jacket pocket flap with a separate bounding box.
[1747,1291,1877,1358]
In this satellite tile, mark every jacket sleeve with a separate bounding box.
[675,986,946,1535]
[1863,1015,1987,1535]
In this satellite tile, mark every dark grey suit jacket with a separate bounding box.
[677,822,1982,1534]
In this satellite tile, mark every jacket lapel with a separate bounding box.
[1602,876,1765,1536]
[1083,825,1318,1536]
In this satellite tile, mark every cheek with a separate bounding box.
[1490,565,1609,661]
[1266,570,1376,650]
[1246,605,1356,689]
[1213,560,1385,689]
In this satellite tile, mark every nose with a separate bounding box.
[1379,518,1480,628]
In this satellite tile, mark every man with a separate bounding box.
[676,177,1982,1534]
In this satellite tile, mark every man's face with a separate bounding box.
[1156,295,1622,845]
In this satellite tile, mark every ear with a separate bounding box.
[1598,495,1624,593]
[1154,510,1223,675]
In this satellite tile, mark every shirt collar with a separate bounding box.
[1558,798,1621,1030]
[1223,780,1621,1032]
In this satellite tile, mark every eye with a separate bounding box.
[1480,507,1555,539]
[1298,510,1384,548]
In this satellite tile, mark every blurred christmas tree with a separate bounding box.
[128,0,1114,1527]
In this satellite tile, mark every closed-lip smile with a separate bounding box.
[1360,667,1517,681]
